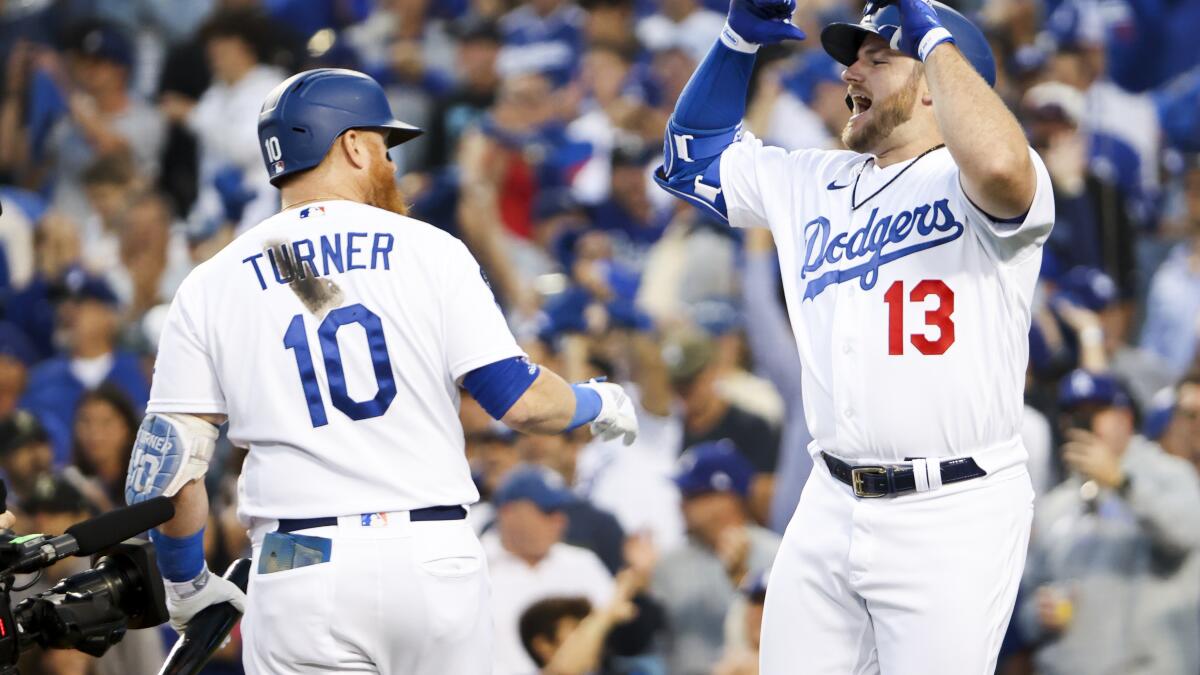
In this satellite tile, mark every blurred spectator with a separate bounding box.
[635,0,724,63]
[740,229,813,532]
[0,409,54,506]
[168,8,286,237]
[659,327,780,523]
[1018,370,1200,675]
[484,465,615,675]
[5,212,83,362]
[747,50,849,152]
[713,571,768,675]
[567,42,643,206]
[520,433,627,574]
[1023,82,1137,301]
[20,271,149,464]
[518,535,664,674]
[0,322,36,420]
[585,139,669,272]
[71,384,138,511]
[1140,156,1200,379]
[79,152,142,278]
[424,18,503,169]
[36,22,166,224]
[114,190,191,326]
[652,442,779,675]
[1146,372,1200,475]
[497,0,586,86]
[0,186,40,293]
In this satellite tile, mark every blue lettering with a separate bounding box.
[802,218,830,278]
[826,232,848,264]
[267,246,295,284]
[321,234,344,276]
[347,232,367,271]
[242,253,268,290]
[891,210,914,242]
[292,239,319,279]
[371,233,394,270]
[914,204,934,236]
[932,199,958,232]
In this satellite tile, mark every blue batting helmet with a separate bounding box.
[821,1,996,87]
[258,68,423,185]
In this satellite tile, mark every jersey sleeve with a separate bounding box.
[719,132,795,230]
[440,238,526,383]
[146,278,227,415]
[955,147,1055,264]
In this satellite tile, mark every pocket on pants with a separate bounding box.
[412,525,488,640]
[246,556,338,669]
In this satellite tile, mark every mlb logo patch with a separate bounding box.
[272,160,285,174]
[300,206,325,219]
[361,512,388,527]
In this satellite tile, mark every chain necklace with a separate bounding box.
[851,144,946,211]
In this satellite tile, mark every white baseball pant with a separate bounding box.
[760,456,1033,675]
[241,514,491,674]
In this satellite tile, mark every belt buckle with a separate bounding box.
[850,466,888,498]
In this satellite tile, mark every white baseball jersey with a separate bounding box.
[148,199,525,520]
[721,135,1054,466]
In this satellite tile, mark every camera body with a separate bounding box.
[0,538,168,673]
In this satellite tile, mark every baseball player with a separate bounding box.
[655,0,1054,673]
[123,68,638,674]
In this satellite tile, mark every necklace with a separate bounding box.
[850,144,946,211]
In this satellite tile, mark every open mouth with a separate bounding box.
[850,94,873,117]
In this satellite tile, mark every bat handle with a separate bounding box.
[158,558,251,675]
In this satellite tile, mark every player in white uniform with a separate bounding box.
[122,69,638,674]
[655,0,1053,673]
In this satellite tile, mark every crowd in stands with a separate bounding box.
[0,0,1198,673]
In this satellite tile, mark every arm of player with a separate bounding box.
[463,358,639,446]
[923,44,1035,219]
[125,412,246,633]
[653,0,804,220]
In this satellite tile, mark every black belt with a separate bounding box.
[277,505,467,533]
[822,453,987,498]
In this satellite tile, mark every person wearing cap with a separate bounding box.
[652,441,779,675]
[1017,369,1200,675]
[37,21,166,224]
[1140,155,1200,380]
[653,0,1059,670]
[0,322,37,421]
[1146,372,1200,477]
[746,50,850,152]
[20,270,149,465]
[483,465,615,675]
[0,410,55,506]
[425,18,503,169]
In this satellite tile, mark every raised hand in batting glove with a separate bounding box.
[164,564,247,633]
[865,0,954,62]
[576,379,639,446]
[727,0,806,45]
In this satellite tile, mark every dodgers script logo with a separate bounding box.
[801,199,965,300]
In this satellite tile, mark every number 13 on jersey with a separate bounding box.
[883,280,956,356]
[283,303,397,427]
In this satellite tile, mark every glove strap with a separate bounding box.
[917,27,954,61]
[720,22,760,54]
[165,564,212,602]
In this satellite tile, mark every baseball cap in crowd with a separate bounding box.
[611,137,654,168]
[493,466,576,512]
[20,475,90,517]
[451,16,502,44]
[661,327,716,384]
[1058,369,1132,410]
[0,410,49,457]
[674,441,755,499]
[689,298,742,336]
[71,23,134,69]
[0,323,37,367]
[1022,81,1086,128]
[1056,266,1117,311]
[1141,387,1176,441]
[56,268,119,307]
[1042,0,1106,52]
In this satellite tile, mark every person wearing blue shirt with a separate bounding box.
[19,271,148,465]
[497,0,587,86]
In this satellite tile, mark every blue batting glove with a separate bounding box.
[726,0,806,46]
[876,0,956,62]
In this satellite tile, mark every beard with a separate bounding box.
[841,68,922,154]
[364,157,409,216]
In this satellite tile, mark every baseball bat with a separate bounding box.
[158,557,251,675]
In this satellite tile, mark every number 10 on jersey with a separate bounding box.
[283,303,397,427]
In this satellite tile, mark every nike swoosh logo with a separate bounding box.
[827,180,851,190]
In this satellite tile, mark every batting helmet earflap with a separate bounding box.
[820,1,996,87]
[257,68,423,185]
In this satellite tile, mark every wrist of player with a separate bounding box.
[163,563,247,632]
